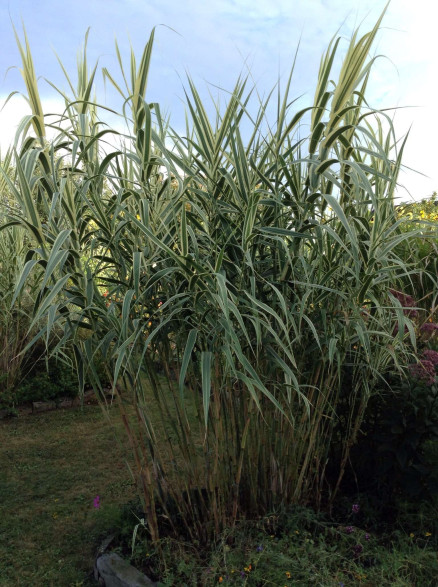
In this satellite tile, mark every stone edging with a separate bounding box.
[94,535,157,587]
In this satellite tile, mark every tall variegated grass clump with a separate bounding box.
[0,149,44,405]
[2,5,422,542]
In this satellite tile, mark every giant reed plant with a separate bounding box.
[0,149,45,406]
[2,5,423,542]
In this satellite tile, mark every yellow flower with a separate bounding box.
[285,571,291,579]
[410,533,414,538]
[425,531,432,537]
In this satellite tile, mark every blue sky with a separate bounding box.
[0,0,436,201]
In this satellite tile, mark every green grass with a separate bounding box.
[0,405,136,587]
[1,404,437,586]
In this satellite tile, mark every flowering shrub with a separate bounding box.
[408,360,435,386]
[397,192,438,225]
[338,288,438,502]
[386,288,438,387]
[394,193,438,304]
[420,322,438,333]
[422,349,438,366]
[389,288,418,318]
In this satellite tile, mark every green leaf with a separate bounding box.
[179,329,198,399]
[201,351,213,429]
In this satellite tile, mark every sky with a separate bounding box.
[0,0,436,203]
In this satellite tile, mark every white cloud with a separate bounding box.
[0,95,79,152]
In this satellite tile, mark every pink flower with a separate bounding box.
[93,495,100,509]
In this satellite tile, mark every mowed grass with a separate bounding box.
[0,404,137,587]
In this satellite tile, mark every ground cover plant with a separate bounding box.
[124,502,438,585]
[2,3,438,580]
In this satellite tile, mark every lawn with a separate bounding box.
[0,404,136,586]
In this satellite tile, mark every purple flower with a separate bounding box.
[353,544,363,556]
[389,289,416,308]
[406,308,419,319]
[365,533,370,541]
[345,526,354,534]
[422,349,438,366]
[352,504,360,514]
[256,545,264,552]
[93,495,100,509]
[421,322,438,333]
[408,360,436,386]
[389,289,420,320]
